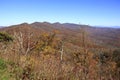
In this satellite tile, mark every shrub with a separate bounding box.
[0,32,13,42]
[112,49,120,62]
[0,58,7,70]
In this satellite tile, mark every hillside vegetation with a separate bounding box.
[0,22,120,80]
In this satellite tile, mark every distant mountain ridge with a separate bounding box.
[0,26,5,28]
[0,22,120,48]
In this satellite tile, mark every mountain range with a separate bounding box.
[0,22,120,49]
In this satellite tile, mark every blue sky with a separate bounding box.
[0,0,120,26]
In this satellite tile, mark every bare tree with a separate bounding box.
[80,26,90,80]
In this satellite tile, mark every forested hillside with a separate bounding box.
[0,22,120,80]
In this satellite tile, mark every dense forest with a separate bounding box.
[0,22,120,80]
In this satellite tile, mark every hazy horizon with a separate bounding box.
[0,21,120,28]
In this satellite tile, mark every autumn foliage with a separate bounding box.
[0,23,120,80]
